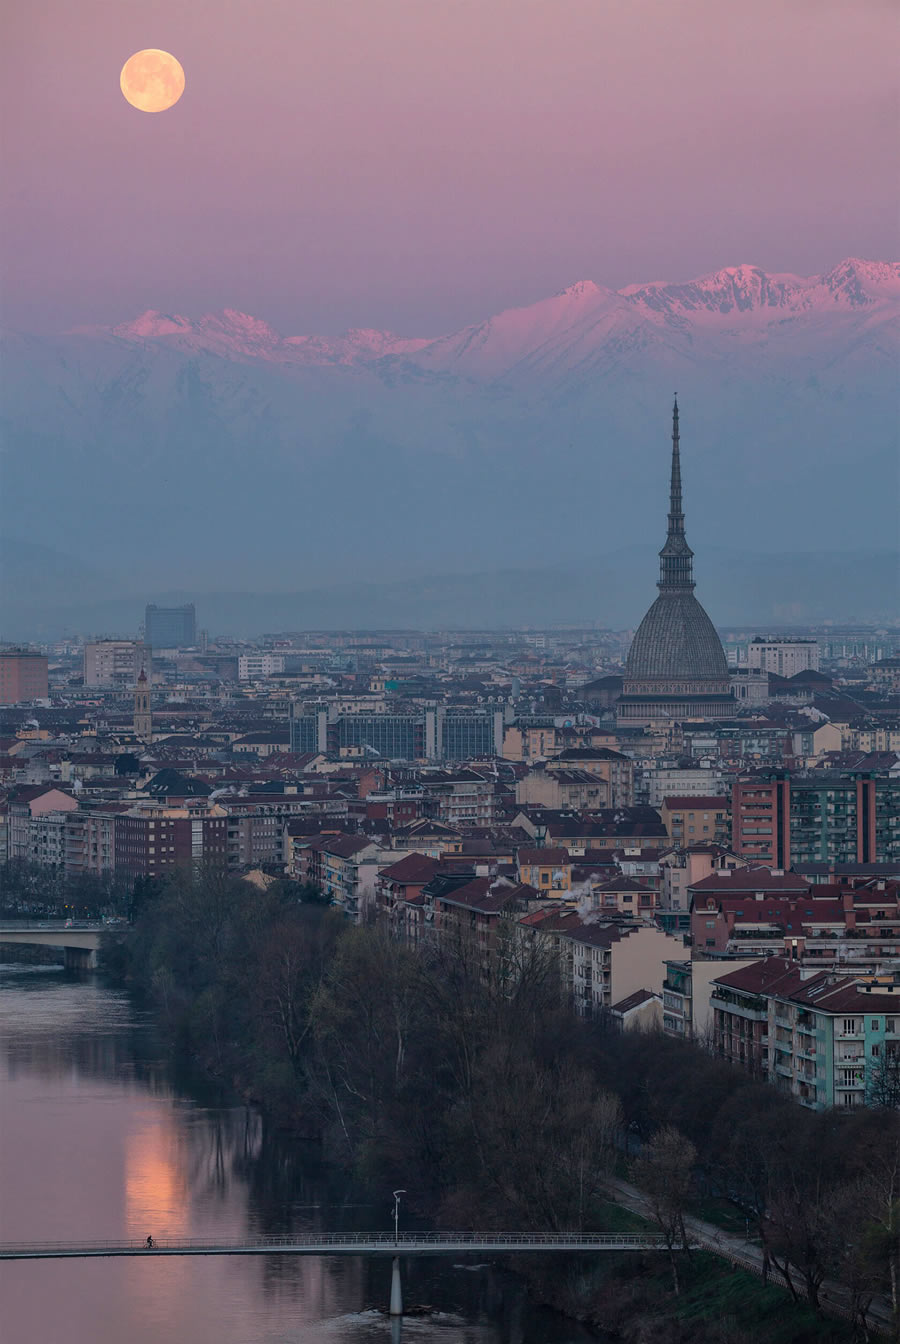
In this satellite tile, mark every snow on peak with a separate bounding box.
[819,258,900,305]
[113,310,192,338]
[619,259,900,321]
[557,280,604,300]
[73,256,899,383]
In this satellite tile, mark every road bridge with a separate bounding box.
[0,922,109,970]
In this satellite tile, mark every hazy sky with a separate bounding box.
[3,0,897,335]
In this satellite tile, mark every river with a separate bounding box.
[0,964,600,1343]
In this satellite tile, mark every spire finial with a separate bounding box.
[658,399,694,591]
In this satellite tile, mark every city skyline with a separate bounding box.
[3,3,900,1339]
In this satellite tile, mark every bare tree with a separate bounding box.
[631,1125,697,1295]
[868,1047,900,1111]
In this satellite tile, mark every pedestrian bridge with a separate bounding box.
[0,922,109,970]
[0,1230,672,1260]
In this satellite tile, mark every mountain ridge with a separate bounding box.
[61,258,899,374]
[2,256,897,597]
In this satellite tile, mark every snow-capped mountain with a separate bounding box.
[2,259,897,611]
[64,258,899,382]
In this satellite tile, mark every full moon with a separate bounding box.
[120,49,185,113]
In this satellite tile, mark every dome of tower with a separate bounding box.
[617,399,734,724]
[624,590,729,682]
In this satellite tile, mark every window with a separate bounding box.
[842,1019,859,1035]
[888,1019,896,1033]
[872,1044,881,1057]
[872,1020,880,1032]
[706,920,716,929]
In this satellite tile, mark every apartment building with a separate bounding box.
[0,651,49,705]
[660,796,731,847]
[565,921,686,1019]
[515,765,608,811]
[114,802,229,877]
[662,957,755,1040]
[747,638,820,677]
[659,845,747,919]
[7,786,78,860]
[732,770,900,867]
[83,640,150,688]
[711,957,900,1109]
[294,833,409,920]
[546,747,635,807]
[516,848,572,893]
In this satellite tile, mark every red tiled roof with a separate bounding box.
[593,876,651,893]
[714,959,900,1015]
[517,908,582,931]
[712,957,807,996]
[377,854,441,884]
[718,896,846,926]
[517,848,570,865]
[690,871,809,894]
[611,988,660,1014]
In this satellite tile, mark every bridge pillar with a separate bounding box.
[64,946,96,972]
[389,1256,402,1316]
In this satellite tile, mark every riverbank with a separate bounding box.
[1,961,598,1344]
[100,872,898,1342]
[517,1251,855,1344]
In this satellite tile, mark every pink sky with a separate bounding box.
[2,0,897,334]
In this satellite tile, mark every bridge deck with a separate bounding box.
[0,1232,672,1260]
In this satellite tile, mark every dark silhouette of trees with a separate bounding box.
[631,1126,697,1295]
[110,875,900,1327]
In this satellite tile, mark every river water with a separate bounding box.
[0,965,599,1344]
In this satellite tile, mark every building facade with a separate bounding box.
[711,957,900,1109]
[732,770,900,867]
[144,604,196,649]
[0,651,49,705]
[83,640,150,689]
[747,638,820,677]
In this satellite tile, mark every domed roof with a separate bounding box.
[625,591,729,682]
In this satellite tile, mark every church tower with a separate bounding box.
[133,666,152,742]
[617,402,735,725]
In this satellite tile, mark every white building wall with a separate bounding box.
[646,767,725,808]
[609,925,687,1006]
[747,641,820,677]
[689,959,756,1040]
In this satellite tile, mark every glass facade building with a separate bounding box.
[145,604,196,648]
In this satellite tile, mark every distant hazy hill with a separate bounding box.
[2,545,896,641]
[1,258,897,607]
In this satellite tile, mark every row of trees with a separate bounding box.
[106,868,900,1340]
[0,860,132,919]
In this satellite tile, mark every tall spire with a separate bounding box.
[658,396,695,591]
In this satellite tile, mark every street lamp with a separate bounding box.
[392,1189,406,1245]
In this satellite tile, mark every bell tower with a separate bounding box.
[133,666,152,742]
